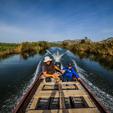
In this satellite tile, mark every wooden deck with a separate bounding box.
[25,80,101,113]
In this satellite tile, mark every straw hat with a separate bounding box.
[44,56,52,62]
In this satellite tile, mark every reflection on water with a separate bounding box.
[0,54,42,113]
[20,53,37,60]
[75,52,113,70]
[0,47,113,112]
[76,56,113,94]
[90,55,113,70]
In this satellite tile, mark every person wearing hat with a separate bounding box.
[42,56,63,81]
[62,63,80,81]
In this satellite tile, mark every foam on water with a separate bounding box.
[15,60,42,107]
[72,60,113,112]
[46,49,67,62]
[1,60,42,113]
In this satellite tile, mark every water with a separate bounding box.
[74,55,113,96]
[0,47,113,112]
[0,54,42,113]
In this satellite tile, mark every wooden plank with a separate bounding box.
[33,89,88,98]
[25,80,105,113]
[26,108,100,113]
[83,96,96,108]
[63,90,88,96]
[27,98,38,110]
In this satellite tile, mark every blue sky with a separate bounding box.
[0,0,113,42]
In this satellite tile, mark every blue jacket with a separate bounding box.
[63,67,79,79]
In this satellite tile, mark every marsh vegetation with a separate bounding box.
[1,37,113,69]
[61,37,113,70]
[0,41,61,59]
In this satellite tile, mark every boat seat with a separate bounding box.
[25,80,101,113]
[42,84,78,90]
[35,96,89,110]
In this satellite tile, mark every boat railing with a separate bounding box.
[79,79,110,113]
[12,73,42,113]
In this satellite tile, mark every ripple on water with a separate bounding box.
[77,66,113,112]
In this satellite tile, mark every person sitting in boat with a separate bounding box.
[62,63,80,81]
[42,56,63,81]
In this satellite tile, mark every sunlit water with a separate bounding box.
[0,47,113,112]
[0,54,42,113]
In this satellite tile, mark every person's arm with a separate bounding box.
[72,68,80,79]
[43,71,53,77]
[54,66,65,74]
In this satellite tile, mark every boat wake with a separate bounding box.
[46,49,67,62]
[73,60,113,112]
[1,60,42,113]
[13,60,42,111]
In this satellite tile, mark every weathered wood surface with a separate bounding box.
[25,81,102,113]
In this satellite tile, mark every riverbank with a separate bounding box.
[61,37,113,56]
[0,43,19,58]
[1,37,113,65]
[60,37,113,70]
[0,41,58,59]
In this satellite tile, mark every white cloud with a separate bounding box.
[0,23,67,42]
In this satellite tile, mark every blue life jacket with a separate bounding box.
[63,67,79,79]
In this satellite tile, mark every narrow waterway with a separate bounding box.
[0,47,113,112]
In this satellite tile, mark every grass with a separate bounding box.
[0,38,113,67]
[0,41,58,58]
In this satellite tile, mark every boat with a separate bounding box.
[12,62,109,113]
